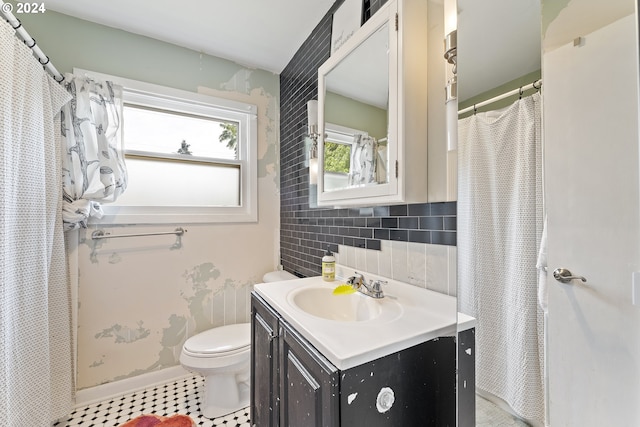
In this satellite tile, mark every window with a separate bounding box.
[76,69,258,224]
[323,123,361,192]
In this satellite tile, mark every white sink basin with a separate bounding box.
[289,286,401,322]
[254,270,458,370]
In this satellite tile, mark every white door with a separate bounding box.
[543,13,640,426]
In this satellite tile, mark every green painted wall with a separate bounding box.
[458,69,542,118]
[542,0,571,36]
[18,10,278,95]
[325,91,388,140]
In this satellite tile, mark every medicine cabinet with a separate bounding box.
[317,0,439,206]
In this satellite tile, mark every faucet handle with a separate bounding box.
[347,272,364,285]
[370,279,387,292]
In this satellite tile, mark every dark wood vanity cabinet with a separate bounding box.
[251,293,338,427]
[279,321,339,426]
[251,293,280,427]
[457,327,476,427]
[250,292,457,427]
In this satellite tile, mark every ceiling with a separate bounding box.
[45,0,335,74]
[457,0,542,101]
[44,0,544,99]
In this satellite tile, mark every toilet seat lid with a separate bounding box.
[184,323,250,355]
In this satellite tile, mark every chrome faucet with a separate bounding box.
[346,272,387,299]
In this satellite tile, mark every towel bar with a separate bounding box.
[91,227,186,240]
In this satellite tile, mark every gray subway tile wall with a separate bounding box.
[279,0,456,278]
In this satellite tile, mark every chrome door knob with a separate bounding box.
[553,268,587,284]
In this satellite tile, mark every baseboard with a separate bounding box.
[75,366,192,408]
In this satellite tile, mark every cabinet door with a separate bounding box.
[340,337,456,426]
[250,293,280,427]
[279,322,339,427]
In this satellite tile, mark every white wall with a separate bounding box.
[16,11,282,391]
[74,82,280,390]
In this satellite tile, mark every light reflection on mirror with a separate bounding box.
[323,20,390,192]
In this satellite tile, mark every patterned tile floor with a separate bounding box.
[53,375,250,427]
[53,375,525,427]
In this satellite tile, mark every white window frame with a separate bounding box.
[75,69,258,224]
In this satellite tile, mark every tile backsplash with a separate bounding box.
[279,0,457,280]
[335,241,457,296]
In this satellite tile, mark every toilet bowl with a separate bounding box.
[180,323,251,419]
[180,269,297,418]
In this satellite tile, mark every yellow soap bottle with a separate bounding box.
[322,248,336,281]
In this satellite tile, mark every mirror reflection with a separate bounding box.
[322,21,389,192]
[322,123,388,191]
[457,0,542,425]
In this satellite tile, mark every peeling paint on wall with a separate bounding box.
[94,322,150,344]
[89,358,104,368]
[181,262,218,332]
[541,0,571,36]
[76,254,262,388]
[73,68,279,391]
[198,70,280,190]
[110,314,189,382]
[156,314,188,367]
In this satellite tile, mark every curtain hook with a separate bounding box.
[533,80,542,91]
[519,86,524,100]
[473,104,477,115]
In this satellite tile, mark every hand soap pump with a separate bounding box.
[322,247,336,282]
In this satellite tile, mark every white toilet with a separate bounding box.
[180,269,297,418]
[180,323,251,418]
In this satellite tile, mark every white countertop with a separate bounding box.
[254,273,462,370]
[457,312,476,332]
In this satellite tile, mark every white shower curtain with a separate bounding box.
[458,93,545,425]
[0,20,74,426]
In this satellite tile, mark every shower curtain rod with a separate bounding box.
[0,0,64,82]
[458,79,542,115]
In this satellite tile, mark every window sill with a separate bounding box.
[95,206,258,225]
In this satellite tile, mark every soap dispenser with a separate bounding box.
[322,248,336,282]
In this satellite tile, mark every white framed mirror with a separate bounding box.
[317,2,398,206]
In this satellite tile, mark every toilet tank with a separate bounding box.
[262,270,297,283]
